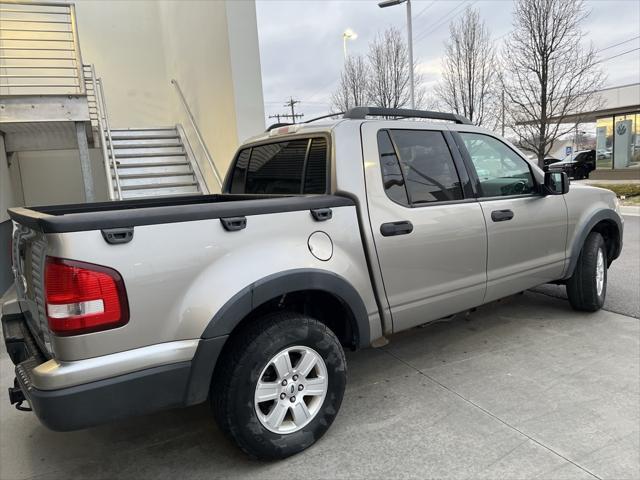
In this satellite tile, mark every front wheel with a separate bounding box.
[212,311,346,460]
[566,232,607,311]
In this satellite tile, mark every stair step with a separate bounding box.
[109,138,181,148]
[119,186,201,199]
[117,176,197,188]
[114,156,190,167]
[109,129,177,140]
[110,147,185,158]
[113,165,193,177]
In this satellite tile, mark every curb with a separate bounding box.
[620,205,640,216]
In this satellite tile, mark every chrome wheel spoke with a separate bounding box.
[303,377,326,396]
[265,402,288,430]
[255,381,280,402]
[272,351,293,379]
[291,401,312,426]
[296,350,318,377]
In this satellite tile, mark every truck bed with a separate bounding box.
[8,194,354,233]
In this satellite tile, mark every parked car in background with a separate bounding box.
[543,155,561,168]
[3,108,623,460]
[549,149,596,179]
[597,148,612,160]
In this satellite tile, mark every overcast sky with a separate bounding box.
[255,0,640,124]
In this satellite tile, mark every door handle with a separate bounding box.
[220,216,247,231]
[310,208,332,221]
[380,221,414,237]
[491,209,514,222]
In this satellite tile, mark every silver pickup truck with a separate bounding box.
[2,107,623,459]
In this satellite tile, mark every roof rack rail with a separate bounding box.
[266,122,294,132]
[303,112,345,124]
[343,107,472,124]
[266,112,345,132]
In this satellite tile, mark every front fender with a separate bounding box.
[562,208,623,279]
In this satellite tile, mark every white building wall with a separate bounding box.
[72,0,265,187]
[0,136,24,223]
[74,0,173,128]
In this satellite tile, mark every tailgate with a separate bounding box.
[11,223,53,357]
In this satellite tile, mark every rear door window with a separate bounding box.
[377,129,464,206]
[229,137,328,194]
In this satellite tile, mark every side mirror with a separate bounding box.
[542,171,569,195]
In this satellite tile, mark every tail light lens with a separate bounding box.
[45,257,129,336]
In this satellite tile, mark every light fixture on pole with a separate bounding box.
[378,0,414,109]
[342,28,358,60]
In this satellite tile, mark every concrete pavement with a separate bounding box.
[1,292,638,480]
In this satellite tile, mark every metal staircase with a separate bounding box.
[107,126,208,199]
[1,1,222,203]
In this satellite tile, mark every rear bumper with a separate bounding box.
[2,311,227,431]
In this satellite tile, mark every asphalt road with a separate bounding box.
[535,213,640,318]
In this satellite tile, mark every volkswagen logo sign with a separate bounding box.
[616,122,627,136]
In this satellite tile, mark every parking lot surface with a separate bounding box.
[1,291,638,480]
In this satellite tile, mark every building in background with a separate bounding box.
[0,0,265,296]
[559,84,639,179]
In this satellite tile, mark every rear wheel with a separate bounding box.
[566,232,607,311]
[212,311,346,460]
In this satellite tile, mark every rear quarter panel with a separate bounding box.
[45,205,380,361]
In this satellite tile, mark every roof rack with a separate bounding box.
[266,112,345,132]
[265,107,470,132]
[343,107,472,124]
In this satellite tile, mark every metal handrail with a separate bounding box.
[171,79,223,189]
[0,1,85,96]
[85,65,113,199]
[93,71,122,200]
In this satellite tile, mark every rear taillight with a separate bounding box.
[45,257,129,336]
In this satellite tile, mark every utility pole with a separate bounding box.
[268,97,304,125]
[284,97,303,120]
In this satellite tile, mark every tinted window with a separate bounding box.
[303,138,328,194]
[229,148,250,193]
[229,138,327,194]
[389,130,464,204]
[377,130,409,206]
[460,133,535,197]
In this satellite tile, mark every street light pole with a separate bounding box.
[378,0,415,109]
[406,0,414,109]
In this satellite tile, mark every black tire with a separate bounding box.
[566,232,607,311]
[211,311,346,460]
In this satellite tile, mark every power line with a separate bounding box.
[414,0,476,45]
[596,35,640,53]
[413,1,469,42]
[413,0,437,22]
[597,47,640,64]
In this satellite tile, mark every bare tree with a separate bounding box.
[330,55,370,113]
[366,27,424,109]
[502,0,604,168]
[436,7,498,126]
